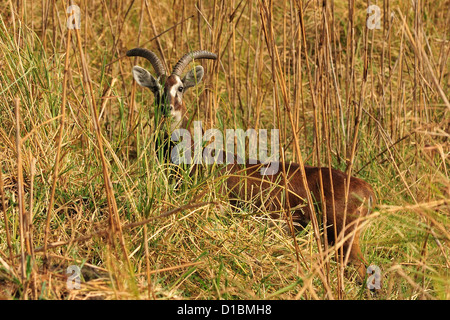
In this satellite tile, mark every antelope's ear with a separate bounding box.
[132,66,160,94]
[182,66,204,89]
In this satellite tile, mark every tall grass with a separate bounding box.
[0,0,448,299]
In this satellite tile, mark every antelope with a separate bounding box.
[127,48,217,133]
[127,48,376,283]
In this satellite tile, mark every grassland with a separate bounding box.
[0,0,448,300]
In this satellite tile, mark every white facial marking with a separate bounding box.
[169,75,183,100]
[168,75,184,132]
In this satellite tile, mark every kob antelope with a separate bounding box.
[127,48,376,282]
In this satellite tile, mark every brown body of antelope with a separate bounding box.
[223,161,375,281]
[127,48,376,282]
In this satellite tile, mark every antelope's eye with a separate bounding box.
[178,86,184,93]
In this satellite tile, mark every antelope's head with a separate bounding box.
[127,48,217,131]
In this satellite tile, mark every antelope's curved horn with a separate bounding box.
[172,50,217,77]
[126,48,166,77]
